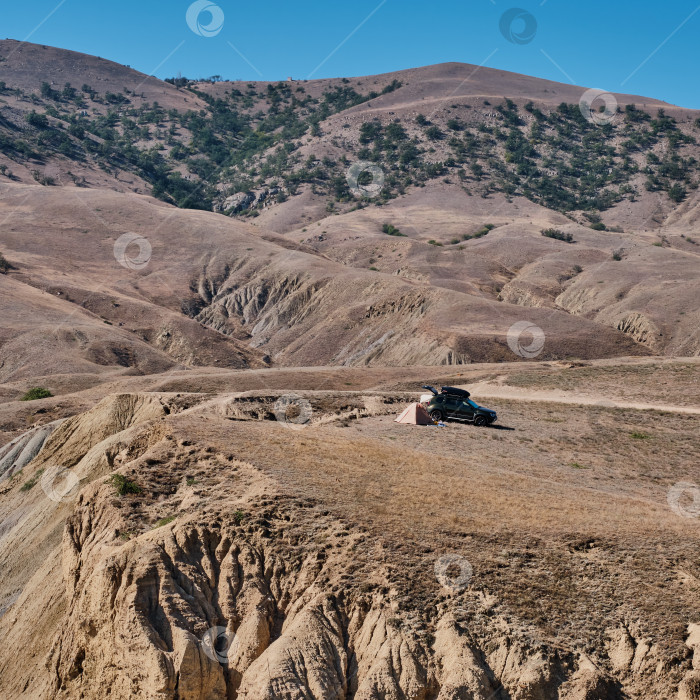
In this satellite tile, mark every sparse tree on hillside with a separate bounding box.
[0,252,13,274]
[26,111,48,128]
[667,182,687,203]
[40,81,57,99]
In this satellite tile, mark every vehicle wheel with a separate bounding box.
[430,410,444,422]
[473,415,487,427]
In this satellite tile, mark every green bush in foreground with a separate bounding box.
[107,474,142,496]
[21,387,53,401]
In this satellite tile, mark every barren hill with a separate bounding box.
[2,41,700,222]
[0,42,698,380]
[194,60,672,110]
[0,181,662,387]
[0,39,204,111]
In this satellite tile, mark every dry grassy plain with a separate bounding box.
[177,364,700,655]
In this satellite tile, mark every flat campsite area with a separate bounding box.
[156,358,700,659]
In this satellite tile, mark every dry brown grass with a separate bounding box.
[1,360,698,695]
[505,359,700,407]
[168,375,699,664]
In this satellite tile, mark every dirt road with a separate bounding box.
[465,379,700,415]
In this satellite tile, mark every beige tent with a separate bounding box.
[394,402,435,425]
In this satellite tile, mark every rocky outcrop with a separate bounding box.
[193,268,467,367]
[46,500,625,700]
[498,281,558,308]
[0,419,63,481]
[220,187,283,215]
[679,624,700,700]
[222,191,256,214]
[0,394,690,699]
[615,312,663,350]
[219,391,406,426]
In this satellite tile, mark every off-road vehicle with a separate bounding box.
[422,386,497,426]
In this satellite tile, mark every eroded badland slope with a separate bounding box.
[0,359,698,699]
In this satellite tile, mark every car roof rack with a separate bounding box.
[440,386,471,398]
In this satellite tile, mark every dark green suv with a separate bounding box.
[422,386,497,426]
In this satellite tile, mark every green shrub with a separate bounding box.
[40,82,59,100]
[473,223,496,238]
[107,474,142,496]
[359,120,383,144]
[26,111,49,128]
[20,468,45,492]
[0,252,14,274]
[233,509,246,525]
[667,183,687,203]
[612,249,623,261]
[382,223,405,236]
[21,387,53,401]
[154,516,176,528]
[385,122,407,141]
[590,222,606,231]
[541,228,574,243]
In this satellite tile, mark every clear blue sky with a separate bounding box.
[4,1,700,108]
